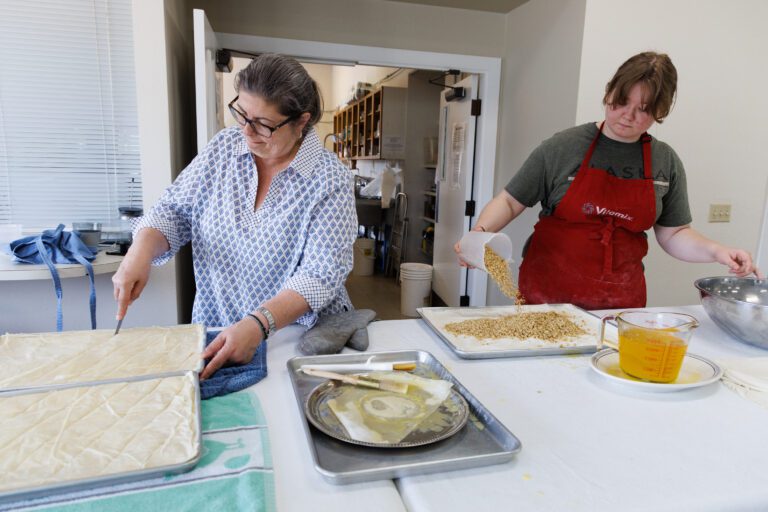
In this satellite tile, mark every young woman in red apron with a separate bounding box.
[517,123,656,309]
[457,51,760,309]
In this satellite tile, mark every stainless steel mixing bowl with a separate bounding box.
[694,276,768,349]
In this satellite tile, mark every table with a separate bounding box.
[0,251,123,281]
[362,305,768,512]
[227,305,768,511]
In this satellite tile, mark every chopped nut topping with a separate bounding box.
[444,311,587,342]
[484,245,524,306]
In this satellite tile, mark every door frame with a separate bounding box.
[216,31,502,305]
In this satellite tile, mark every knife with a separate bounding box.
[114,317,123,336]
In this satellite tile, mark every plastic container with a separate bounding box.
[400,263,433,317]
[457,231,513,271]
[353,238,376,276]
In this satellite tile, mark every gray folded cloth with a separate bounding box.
[299,309,377,355]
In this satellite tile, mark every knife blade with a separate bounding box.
[114,317,123,336]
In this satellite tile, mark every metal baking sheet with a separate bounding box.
[0,371,202,504]
[417,304,602,359]
[287,350,521,484]
[0,324,206,393]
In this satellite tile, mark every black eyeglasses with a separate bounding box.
[228,96,295,138]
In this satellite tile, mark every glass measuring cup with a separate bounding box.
[599,311,699,383]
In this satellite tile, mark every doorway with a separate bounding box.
[195,11,502,309]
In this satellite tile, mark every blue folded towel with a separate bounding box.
[200,331,268,400]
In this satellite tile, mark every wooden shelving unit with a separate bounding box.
[333,86,407,161]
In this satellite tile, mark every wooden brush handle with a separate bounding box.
[302,368,378,389]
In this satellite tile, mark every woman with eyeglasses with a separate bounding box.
[112,54,357,386]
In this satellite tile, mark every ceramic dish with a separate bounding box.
[590,349,723,392]
[304,380,469,448]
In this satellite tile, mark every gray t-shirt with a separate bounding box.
[505,123,692,227]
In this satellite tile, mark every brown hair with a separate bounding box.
[235,53,322,136]
[603,51,677,123]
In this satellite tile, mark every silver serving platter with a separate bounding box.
[288,350,521,484]
[304,380,469,448]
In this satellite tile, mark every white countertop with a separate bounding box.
[371,305,768,512]
[0,251,123,281]
[239,305,768,511]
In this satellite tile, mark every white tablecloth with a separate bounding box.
[365,305,768,512]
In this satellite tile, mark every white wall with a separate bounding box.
[576,0,768,306]
[488,0,587,305]
[190,0,506,58]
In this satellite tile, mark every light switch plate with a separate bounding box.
[708,203,731,223]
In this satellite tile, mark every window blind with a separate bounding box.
[0,0,142,231]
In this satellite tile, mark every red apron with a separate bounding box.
[518,123,657,309]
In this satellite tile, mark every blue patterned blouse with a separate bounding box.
[134,127,357,328]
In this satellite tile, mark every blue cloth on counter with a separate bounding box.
[3,224,98,331]
[200,330,268,400]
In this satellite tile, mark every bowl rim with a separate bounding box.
[694,276,768,309]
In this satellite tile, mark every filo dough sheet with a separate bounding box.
[0,373,199,493]
[0,325,204,390]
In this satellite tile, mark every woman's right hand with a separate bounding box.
[112,249,152,320]
[200,318,264,380]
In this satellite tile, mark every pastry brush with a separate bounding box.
[299,361,416,372]
[302,368,409,394]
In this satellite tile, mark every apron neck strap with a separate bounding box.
[580,122,605,173]
[640,132,653,179]
[581,123,653,179]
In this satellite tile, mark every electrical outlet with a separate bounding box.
[708,203,731,223]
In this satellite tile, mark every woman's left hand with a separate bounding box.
[713,246,764,278]
[200,318,264,380]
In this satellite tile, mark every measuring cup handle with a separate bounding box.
[599,315,616,350]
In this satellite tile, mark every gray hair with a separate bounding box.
[234,53,322,136]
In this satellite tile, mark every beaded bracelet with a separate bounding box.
[246,313,268,340]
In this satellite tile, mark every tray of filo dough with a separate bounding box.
[0,324,205,391]
[417,304,603,359]
[0,325,205,503]
[0,372,201,503]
